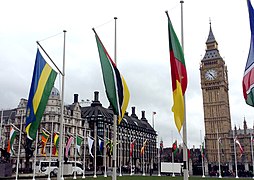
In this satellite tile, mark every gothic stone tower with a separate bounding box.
[200,23,232,167]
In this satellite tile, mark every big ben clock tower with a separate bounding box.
[200,23,232,167]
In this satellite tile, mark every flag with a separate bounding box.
[87,136,94,158]
[160,140,163,153]
[166,12,188,132]
[7,126,17,155]
[130,139,136,157]
[93,29,130,124]
[53,132,59,156]
[201,142,205,158]
[172,140,178,156]
[76,135,83,155]
[25,49,57,140]
[41,128,50,156]
[243,0,254,106]
[106,139,113,156]
[234,136,244,157]
[98,138,104,154]
[218,137,224,155]
[65,135,74,158]
[140,139,148,156]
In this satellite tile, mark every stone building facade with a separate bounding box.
[200,23,254,175]
[0,89,157,174]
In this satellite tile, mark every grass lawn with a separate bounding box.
[65,175,252,180]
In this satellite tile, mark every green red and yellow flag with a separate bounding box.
[41,128,50,156]
[166,12,188,132]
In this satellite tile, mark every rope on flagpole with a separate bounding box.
[94,18,114,29]
[37,32,63,42]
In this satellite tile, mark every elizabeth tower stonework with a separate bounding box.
[200,23,232,168]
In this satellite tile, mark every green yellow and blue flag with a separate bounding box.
[25,49,57,140]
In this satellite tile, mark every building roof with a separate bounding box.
[81,91,156,134]
[202,22,222,61]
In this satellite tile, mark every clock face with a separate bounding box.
[205,69,217,80]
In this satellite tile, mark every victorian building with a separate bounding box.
[0,88,157,173]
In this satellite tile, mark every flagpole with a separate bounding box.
[104,125,107,177]
[216,130,222,178]
[48,121,54,180]
[251,134,254,179]
[61,124,65,180]
[82,124,87,179]
[57,30,66,180]
[171,131,175,177]
[73,124,77,179]
[142,134,145,176]
[112,16,118,180]
[93,121,97,178]
[0,109,3,151]
[152,112,155,129]
[130,137,132,176]
[32,131,38,180]
[15,114,23,180]
[157,133,161,176]
[200,130,205,178]
[233,130,239,178]
[119,136,122,176]
[180,1,188,179]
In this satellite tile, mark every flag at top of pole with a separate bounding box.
[166,11,188,132]
[93,28,130,124]
[25,49,57,140]
[243,0,254,106]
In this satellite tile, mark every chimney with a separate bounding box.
[94,91,99,101]
[141,111,145,119]
[132,107,135,115]
[91,91,102,107]
[74,94,78,103]
[141,110,147,122]
[131,107,138,119]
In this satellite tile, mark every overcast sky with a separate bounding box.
[0,0,253,149]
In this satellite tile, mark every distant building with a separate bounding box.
[0,89,157,174]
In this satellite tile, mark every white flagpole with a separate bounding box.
[119,136,122,176]
[130,137,132,176]
[48,121,54,180]
[216,130,222,178]
[104,125,107,177]
[172,131,175,177]
[142,135,145,176]
[82,125,86,179]
[0,109,3,151]
[251,134,254,179]
[180,1,188,179]
[15,114,23,180]
[32,131,38,180]
[57,30,66,180]
[61,124,65,180]
[73,124,77,179]
[233,130,239,178]
[200,130,205,178]
[112,16,118,180]
[93,122,97,178]
[157,133,161,176]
